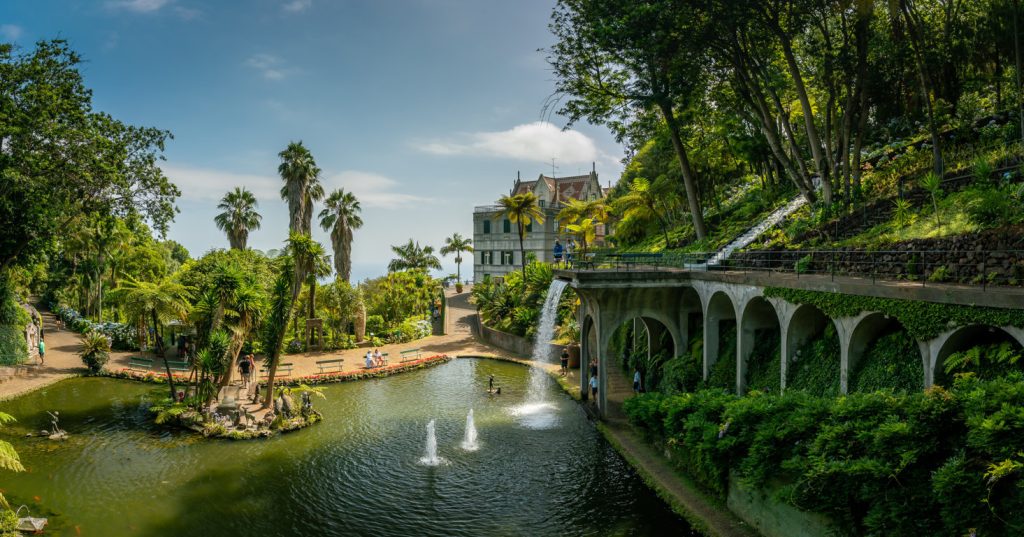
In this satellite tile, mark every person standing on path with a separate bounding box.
[589,374,598,402]
[238,355,252,388]
[553,240,563,267]
[38,336,45,366]
[633,368,642,394]
[560,347,569,377]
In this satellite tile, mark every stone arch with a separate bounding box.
[781,303,833,391]
[845,312,924,393]
[703,290,738,384]
[738,296,782,394]
[931,324,1024,385]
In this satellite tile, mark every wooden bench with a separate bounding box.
[260,363,293,378]
[315,358,345,374]
[128,357,153,372]
[399,349,422,363]
[164,360,190,373]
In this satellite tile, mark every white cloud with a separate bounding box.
[245,53,288,80]
[282,0,312,12]
[163,164,429,210]
[323,171,432,209]
[0,25,23,41]
[414,121,599,163]
[162,164,281,202]
[106,0,171,13]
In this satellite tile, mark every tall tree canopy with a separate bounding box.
[319,188,363,282]
[0,40,179,272]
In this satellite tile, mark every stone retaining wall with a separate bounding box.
[732,225,1024,285]
[477,319,560,360]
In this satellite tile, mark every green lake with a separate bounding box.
[0,358,695,536]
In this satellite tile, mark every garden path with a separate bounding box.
[0,306,86,401]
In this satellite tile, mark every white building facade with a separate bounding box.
[472,169,607,282]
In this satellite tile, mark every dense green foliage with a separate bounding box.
[705,323,737,391]
[471,261,576,338]
[625,374,1024,536]
[78,331,112,373]
[850,330,924,393]
[786,324,841,396]
[1,41,179,274]
[940,340,1024,384]
[0,277,29,365]
[764,287,1024,339]
[744,330,781,393]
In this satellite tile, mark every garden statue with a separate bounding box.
[46,411,67,441]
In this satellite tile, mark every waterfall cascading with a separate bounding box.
[526,279,569,403]
[705,194,809,266]
[460,409,479,451]
[419,419,443,466]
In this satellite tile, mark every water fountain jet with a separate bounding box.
[419,419,444,466]
[460,409,479,451]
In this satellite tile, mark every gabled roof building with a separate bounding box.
[472,166,606,282]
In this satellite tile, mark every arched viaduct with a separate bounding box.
[562,269,1024,417]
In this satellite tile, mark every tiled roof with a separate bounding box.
[513,180,537,196]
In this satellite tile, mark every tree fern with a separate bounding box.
[0,412,23,473]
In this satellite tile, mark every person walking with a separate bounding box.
[560,347,569,377]
[238,355,252,388]
[37,335,45,366]
[633,368,642,394]
[553,239,563,267]
[589,374,598,402]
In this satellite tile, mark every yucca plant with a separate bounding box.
[79,331,111,373]
[972,157,994,184]
[892,198,914,232]
[920,172,943,225]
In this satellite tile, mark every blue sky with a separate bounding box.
[1,0,624,281]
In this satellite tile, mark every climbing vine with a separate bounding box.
[706,322,737,390]
[786,324,841,396]
[849,330,923,393]
[745,329,781,393]
[763,288,1024,340]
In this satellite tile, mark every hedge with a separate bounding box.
[624,375,1024,536]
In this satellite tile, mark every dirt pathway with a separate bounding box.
[0,306,87,401]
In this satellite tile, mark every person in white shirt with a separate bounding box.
[633,368,642,394]
[365,350,374,368]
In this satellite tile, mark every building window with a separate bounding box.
[526,221,532,233]
[503,219,511,233]
[539,199,546,208]
[502,251,514,265]
[481,251,492,265]
[483,220,491,234]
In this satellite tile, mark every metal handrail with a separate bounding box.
[566,248,1024,289]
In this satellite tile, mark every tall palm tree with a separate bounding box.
[439,233,473,284]
[319,189,363,282]
[305,244,332,322]
[108,276,191,399]
[214,187,262,250]
[278,141,325,236]
[498,192,545,275]
[388,240,442,272]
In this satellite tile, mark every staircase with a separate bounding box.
[706,193,811,267]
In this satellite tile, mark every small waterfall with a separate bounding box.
[460,409,479,451]
[419,419,443,466]
[526,279,569,402]
[510,280,568,430]
[706,192,812,267]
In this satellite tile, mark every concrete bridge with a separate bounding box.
[556,268,1024,418]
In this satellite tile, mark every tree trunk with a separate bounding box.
[657,101,708,240]
[154,309,176,400]
[518,223,527,276]
[777,28,832,204]
[901,2,944,177]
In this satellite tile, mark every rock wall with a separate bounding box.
[732,226,1024,286]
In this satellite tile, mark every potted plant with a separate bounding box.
[79,331,111,373]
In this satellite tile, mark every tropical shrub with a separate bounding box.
[79,331,111,373]
[624,374,1024,536]
[744,330,781,393]
[705,323,737,391]
[940,340,1023,384]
